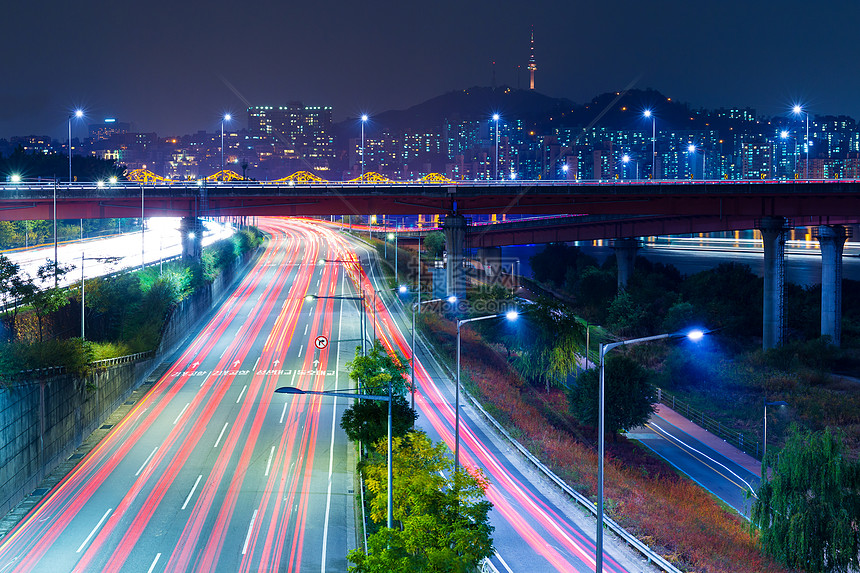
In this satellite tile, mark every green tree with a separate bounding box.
[751,426,860,573]
[23,259,75,342]
[568,354,656,438]
[423,232,445,259]
[512,298,585,391]
[340,341,417,445]
[348,431,494,572]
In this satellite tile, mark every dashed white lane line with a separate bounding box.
[242,510,259,555]
[76,508,112,553]
[146,553,162,573]
[214,422,229,448]
[237,384,248,403]
[135,447,159,477]
[181,475,203,510]
[265,446,276,477]
[173,403,190,425]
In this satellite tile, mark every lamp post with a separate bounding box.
[275,385,394,528]
[456,309,519,473]
[406,295,456,412]
[687,144,706,180]
[763,399,789,462]
[69,109,83,183]
[643,109,656,179]
[779,130,797,178]
[793,105,809,179]
[221,114,232,171]
[492,114,500,180]
[306,291,367,356]
[596,328,706,573]
[360,114,368,177]
[387,227,398,280]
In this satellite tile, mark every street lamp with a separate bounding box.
[69,109,83,183]
[643,109,656,179]
[305,292,367,356]
[792,105,809,179]
[275,385,394,528]
[492,114,500,180]
[455,308,519,473]
[595,328,707,573]
[780,130,798,178]
[221,114,232,171]
[407,295,457,413]
[763,399,789,462]
[687,144,706,180]
[360,114,368,177]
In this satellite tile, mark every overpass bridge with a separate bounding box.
[2,176,859,349]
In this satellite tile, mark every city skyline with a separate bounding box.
[3,0,859,140]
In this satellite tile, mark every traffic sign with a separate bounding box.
[314,336,328,349]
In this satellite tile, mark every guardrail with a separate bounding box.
[656,387,761,460]
[90,351,155,369]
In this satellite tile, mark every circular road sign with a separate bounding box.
[314,336,329,350]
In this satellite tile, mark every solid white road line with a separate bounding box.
[146,553,162,573]
[181,475,203,510]
[135,447,159,477]
[173,403,190,425]
[495,552,515,573]
[76,508,112,553]
[237,384,248,403]
[214,422,229,448]
[265,446,276,477]
[242,510,258,555]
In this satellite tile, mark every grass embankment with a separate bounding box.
[418,311,787,573]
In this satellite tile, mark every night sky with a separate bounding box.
[4,1,858,140]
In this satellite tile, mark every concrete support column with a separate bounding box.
[817,225,847,345]
[477,247,502,277]
[760,217,788,349]
[180,216,202,260]
[612,238,638,292]
[443,214,467,299]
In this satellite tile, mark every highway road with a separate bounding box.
[0,218,654,572]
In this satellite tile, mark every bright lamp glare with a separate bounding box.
[10,174,21,183]
[793,105,803,115]
[398,285,407,294]
[643,109,652,118]
[622,154,630,163]
[305,295,315,302]
[74,109,84,118]
[109,176,117,184]
[224,114,231,121]
[96,180,104,188]
[361,114,368,122]
[780,130,789,139]
[447,295,458,304]
[317,258,325,265]
[492,114,500,121]
[688,144,696,153]
[387,233,394,240]
[687,329,705,341]
[505,310,519,321]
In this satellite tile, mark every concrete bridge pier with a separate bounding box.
[180,216,203,260]
[611,238,639,291]
[817,225,847,345]
[477,247,502,277]
[443,214,468,299]
[760,217,789,349]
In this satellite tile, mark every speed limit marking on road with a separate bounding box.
[314,336,329,350]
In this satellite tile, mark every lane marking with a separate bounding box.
[265,446,275,477]
[298,344,304,356]
[237,384,248,403]
[146,553,162,573]
[254,357,260,370]
[304,324,308,336]
[173,403,190,425]
[321,279,344,572]
[76,508,112,553]
[214,422,229,448]
[242,509,258,555]
[181,475,203,510]
[135,447,159,477]
[279,401,288,424]
[496,552,515,573]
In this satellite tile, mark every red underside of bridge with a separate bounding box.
[2,181,860,242]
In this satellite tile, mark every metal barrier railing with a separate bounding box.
[656,387,761,460]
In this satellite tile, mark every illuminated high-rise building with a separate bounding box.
[247,103,334,168]
[527,27,537,90]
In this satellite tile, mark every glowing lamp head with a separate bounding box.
[447,295,458,304]
[398,285,407,294]
[505,310,519,321]
[10,174,21,183]
[109,176,117,184]
[361,114,368,122]
[622,154,630,163]
[780,130,789,139]
[492,114,500,121]
[643,109,652,118]
[387,233,394,240]
[224,114,231,122]
[317,258,325,265]
[562,164,569,172]
[687,329,705,342]
[510,171,517,180]
[96,180,105,188]
[74,109,84,119]
[688,144,696,153]
[792,105,803,115]
[304,295,315,302]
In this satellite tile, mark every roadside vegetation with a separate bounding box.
[0,227,263,380]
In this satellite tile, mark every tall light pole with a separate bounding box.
[596,328,706,573]
[360,114,368,177]
[69,109,83,183]
[456,309,519,473]
[793,105,809,179]
[306,286,367,356]
[221,114,232,171]
[407,295,456,412]
[492,114,500,180]
[644,109,656,179]
[687,144,705,180]
[275,385,394,528]
[763,399,789,462]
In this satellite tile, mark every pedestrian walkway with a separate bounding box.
[652,404,763,478]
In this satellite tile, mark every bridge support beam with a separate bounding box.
[817,225,847,346]
[612,238,638,292]
[180,216,202,260]
[477,247,502,277]
[760,217,789,349]
[443,214,468,299]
